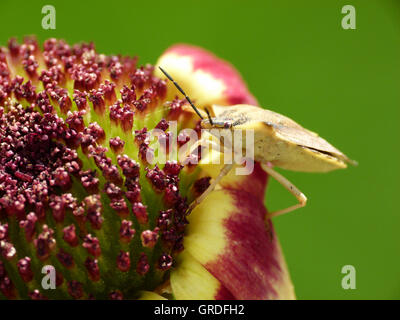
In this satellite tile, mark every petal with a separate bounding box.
[182,169,295,299]
[138,291,167,300]
[155,44,257,107]
[170,250,234,300]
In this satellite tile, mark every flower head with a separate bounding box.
[0,37,294,299]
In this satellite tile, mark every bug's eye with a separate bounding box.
[224,122,231,129]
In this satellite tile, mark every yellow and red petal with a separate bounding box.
[170,250,234,300]
[155,44,258,107]
[171,163,295,300]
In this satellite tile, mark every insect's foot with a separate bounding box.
[186,202,196,215]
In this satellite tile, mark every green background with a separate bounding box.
[0,0,399,299]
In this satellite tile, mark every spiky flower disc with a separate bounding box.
[0,37,203,299]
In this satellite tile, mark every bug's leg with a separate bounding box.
[261,163,307,220]
[187,163,234,213]
[184,139,203,158]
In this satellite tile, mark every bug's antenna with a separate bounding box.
[158,66,203,120]
[204,107,214,125]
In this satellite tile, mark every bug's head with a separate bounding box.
[200,118,233,130]
[200,107,233,130]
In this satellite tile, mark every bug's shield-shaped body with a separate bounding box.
[207,104,355,172]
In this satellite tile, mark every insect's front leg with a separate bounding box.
[184,132,234,214]
[186,129,241,214]
[187,163,234,214]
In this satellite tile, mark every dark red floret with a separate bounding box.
[109,136,125,154]
[117,155,140,179]
[146,165,166,191]
[130,65,153,90]
[56,249,75,269]
[134,127,148,144]
[99,80,116,103]
[158,253,173,271]
[141,229,159,248]
[119,220,135,243]
[34,225,56,261]
[125,185,141,203]
[84,257,100,282]
[19,213,38,242]
[136,252,150,276]
[117,251,130,272]
[63,224,79,247]
[157,209,172,230]
[67,280,84,299]
[109,291,123,300]
[80,170,99,194]
[104,182,123,199]
[29,290,47,300]
[110,198,129,217]
[82,234,101,257]
[120,85,136,105]
[132,202,148,224]
[73,90,88,110]
[163,160,183,176]
[66,110,86,132]
[89,89,106,114]
[0,276,16,299]
[17,257,33,282]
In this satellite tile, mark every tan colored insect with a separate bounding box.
[159,67,356,221]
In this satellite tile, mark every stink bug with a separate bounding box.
[159,67,356,221]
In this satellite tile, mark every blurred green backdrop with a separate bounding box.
[0,0,399,300]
